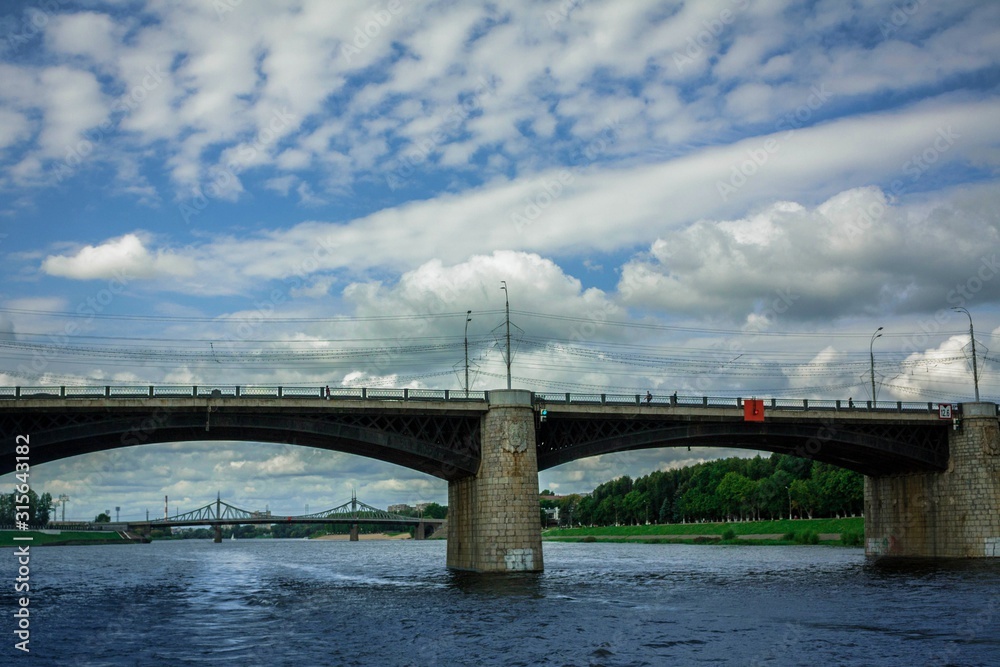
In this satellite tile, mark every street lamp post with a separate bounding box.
[500,281,511,390]
[952,306,980,402]
[870,326,883,405]
[464,310,472,397]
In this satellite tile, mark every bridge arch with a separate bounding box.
[2,401,483,479]
[537,417,950,476]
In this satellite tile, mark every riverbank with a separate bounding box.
[543,517,864,546]
[0,529,141,547]
[310,532,412,541]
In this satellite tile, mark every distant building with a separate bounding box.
[388,503,414,513]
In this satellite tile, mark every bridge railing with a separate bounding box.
[531,392,943,413]
[0,385,491,402]
[0,385,958,413]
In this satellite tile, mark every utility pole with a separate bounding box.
[500,281,511,389]
[464,310,472,397]
[952,306,980,402]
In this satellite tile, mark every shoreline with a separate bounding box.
[310,532,412,541]
[542,517,864,546]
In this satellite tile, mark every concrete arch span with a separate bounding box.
[537,420,950,476]
[2,405,482,480]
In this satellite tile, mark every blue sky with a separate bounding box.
[2,0,1000,522]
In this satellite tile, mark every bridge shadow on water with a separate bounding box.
[446,569,545,598]
[864,556,1000,580]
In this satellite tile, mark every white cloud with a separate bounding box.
[44,11,122,66]
[41,233,197,280]
[618,183,1000,321]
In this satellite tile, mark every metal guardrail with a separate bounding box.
[0,385,976,414]
[0,385,490,403]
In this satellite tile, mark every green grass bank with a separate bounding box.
[0,530,135,547]
[543,517,864,546]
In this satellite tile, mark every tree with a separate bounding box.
[789,479,820,519]
[622,490,649,525]
[575,495,596,525]
[1,489,53,526]
[420,503,448,519]
[594,496,620,525]
[95,512,111,523]
[717,472,754,521]
[36,492,52,526]
[556,494,581,527]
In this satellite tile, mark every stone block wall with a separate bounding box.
[865,403,1000,558]
[447,390,543,572]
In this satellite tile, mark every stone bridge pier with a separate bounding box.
[447,390,543,572]
[866,403,1000,558]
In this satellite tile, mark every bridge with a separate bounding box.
[128,493,443,541]
[2,385,998,571]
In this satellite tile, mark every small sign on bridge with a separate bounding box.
[937,404,953,419]
[744,398,765,422]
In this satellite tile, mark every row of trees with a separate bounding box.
[0,489,54,526]
[540,454,864,526]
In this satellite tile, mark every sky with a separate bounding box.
[1,0,1000,523]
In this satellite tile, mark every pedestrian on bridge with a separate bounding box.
[645,391,652,405]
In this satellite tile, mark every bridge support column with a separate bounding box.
[415,521,425,540]
[349,523,359,541]
[865,403,1000,558]
[213,524,222,543]
[447,389,543,572]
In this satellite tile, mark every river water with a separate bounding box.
[4,539,1000,666]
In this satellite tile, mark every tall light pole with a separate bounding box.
[464,310,472,397]
[58,494,69,522]
[952,306,980,402]
[500,281,511,389]
[870,326,883,404]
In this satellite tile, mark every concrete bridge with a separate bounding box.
[2,385,998,571]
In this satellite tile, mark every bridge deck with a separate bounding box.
[0,386,974,478]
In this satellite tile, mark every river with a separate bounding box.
[4,539,1000,666]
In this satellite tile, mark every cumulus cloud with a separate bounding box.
[618,184,1000,322]
[41,233,197,280]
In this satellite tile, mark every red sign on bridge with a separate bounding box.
[743,399,765,422]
